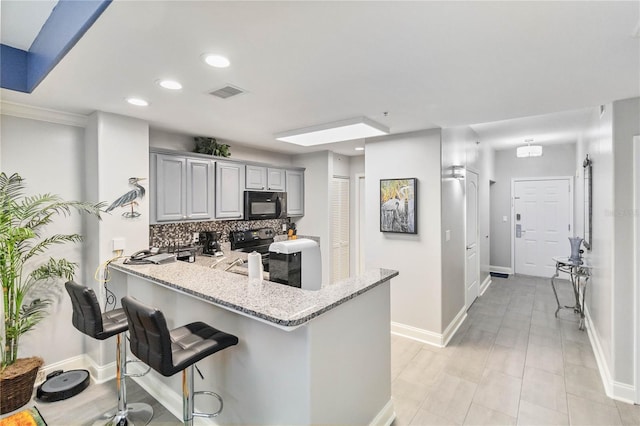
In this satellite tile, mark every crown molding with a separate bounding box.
[0,101,88,127]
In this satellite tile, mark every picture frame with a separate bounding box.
[380,178,417,234]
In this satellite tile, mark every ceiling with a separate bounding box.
[1,1,638,156]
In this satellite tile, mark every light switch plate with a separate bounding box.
[445,230,451,241]
[502,216,508,222]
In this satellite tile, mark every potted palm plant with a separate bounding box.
[0,172,104,413]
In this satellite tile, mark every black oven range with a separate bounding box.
[229,228,275,272]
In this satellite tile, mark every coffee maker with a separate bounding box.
[200,231,221,256]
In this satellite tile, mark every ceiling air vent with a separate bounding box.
[209,85,245,99]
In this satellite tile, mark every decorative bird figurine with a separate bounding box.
[106,177,146,218]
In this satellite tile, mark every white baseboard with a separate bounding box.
[392,308,467,348]
[480,276,492,295]
[35,355,89,386]
[443,307,467,347]
[391,322,443,347]
[584,306,637,404]
[369,398,395,426]
[489,266,513,275]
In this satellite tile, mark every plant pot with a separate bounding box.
[0,356,43,414]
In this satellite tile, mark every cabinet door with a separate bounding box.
[286,170,304,217]
[215,161,245,219]
[156,154,187,221]
[267,168,286,191]
[186,159,213,220]
[245,165,266,190]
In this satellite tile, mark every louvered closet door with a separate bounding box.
[331,177,350,283]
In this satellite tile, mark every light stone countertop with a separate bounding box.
[110,257,398,328]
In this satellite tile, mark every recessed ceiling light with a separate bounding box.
[158,80,182,90]
[355,147,365,151]
[126,98,149,106]
[203,54,230,68]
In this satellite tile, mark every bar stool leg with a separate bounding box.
[96,333,153,426]
[182,366,194,426]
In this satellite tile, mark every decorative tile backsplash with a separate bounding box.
[150,219,289,248]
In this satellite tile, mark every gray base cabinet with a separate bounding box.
[215,161,245,219]
[286,170,304,217]
[153,153,213,222]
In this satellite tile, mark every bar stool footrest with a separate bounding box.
[192,390,223,418]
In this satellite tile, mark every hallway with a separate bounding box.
[391,275,640,425]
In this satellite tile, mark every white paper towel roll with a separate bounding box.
[247,251,262,280]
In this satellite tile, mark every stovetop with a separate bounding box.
[229,228,275,252]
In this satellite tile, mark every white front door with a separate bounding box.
[466,171,479,309]
[514,178,572,277]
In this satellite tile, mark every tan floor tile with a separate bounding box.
[410,407,458,426]
[520,367,567,414]
[463,402,516,425]
[564,363,616,407]
[420,372,477,424]
[615,400,640,426]
[525,342,564,376]
[567,394,622,425]
[485,344,526,378]
[562,340,597,370]
[472,369,522,418]
[398,348,448,387]
[517,399,569,425]
[392,377,432,404]
[392,396,422,426]
[495,325,529,350]
[392,335,423,380]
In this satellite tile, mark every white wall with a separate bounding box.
[0,115,87,365]
[149,128,293,166]
[479,143,495,286]
[349,156,365,276]
[490,143,577,269]
[441,126,480,326]
[292,151,331,285]
[365,130,444,335]
[611,97,640,387]
[84,111,150,366]
[578,104,615,386]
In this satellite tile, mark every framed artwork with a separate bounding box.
[380,178,417,234]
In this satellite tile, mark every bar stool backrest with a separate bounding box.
[121,296,174,376]
[65,280,106,339]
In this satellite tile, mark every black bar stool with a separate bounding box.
[120,296,238,426]
[65,281,153,426]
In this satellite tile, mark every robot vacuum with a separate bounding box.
[36,369,90,402]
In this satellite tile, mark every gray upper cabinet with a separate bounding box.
[267,168,286,191]
[215,161,245,219]
[154,153,214,222]
[286,170,304,217]
[245,165,267,190]
[245,166,286,191]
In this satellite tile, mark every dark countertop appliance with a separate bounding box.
[229,228,275,272]
[244,191,287,220]
[200,231,221,256]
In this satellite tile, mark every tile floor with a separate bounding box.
[390,274,640,426]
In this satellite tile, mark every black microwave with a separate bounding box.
[244,191,287,220]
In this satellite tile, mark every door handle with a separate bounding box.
[466,244,476,250]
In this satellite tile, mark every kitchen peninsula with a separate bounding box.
[110,258,398,425]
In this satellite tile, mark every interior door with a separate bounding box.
[466,171,479,309]
[514,178,571,277]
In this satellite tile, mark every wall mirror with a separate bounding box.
[583,154,592,250]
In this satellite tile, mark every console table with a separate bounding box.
[550,256,592,330]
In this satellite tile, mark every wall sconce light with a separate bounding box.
[451,165,465,179]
